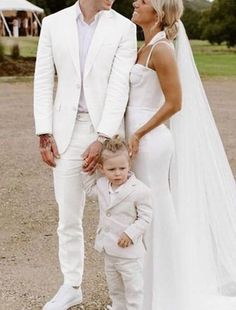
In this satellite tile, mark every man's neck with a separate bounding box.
[79,0,100,24]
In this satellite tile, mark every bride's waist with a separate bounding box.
[125,107,169,133]
[126,106,159,121]
[127,105,160,112]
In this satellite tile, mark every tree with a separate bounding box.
[200,0,236,47]
[31,0,74,14]
[113,0,133,19]
[182,8,202,39]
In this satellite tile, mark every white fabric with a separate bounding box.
[104,253,144,310]
[34,3,137,153]
[0,0,44,13]
[126,35,182,309]
[126,23,236,310]
[170,21,236,310]
[53,114,97,286]
[76,2,101,113]
[82,173,153,258]
[13,19,19,37]
[43,284,82,310]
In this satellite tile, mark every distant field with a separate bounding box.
[0,37,38,58]
[191,40,236,77]
[1,37,236,77]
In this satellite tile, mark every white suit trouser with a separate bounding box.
[53,114,96,286]
[104,253,144,310]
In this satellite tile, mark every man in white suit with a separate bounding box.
[34,0,137,309]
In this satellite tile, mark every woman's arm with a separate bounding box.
[129,43,182,156]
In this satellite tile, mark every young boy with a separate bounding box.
[82,136,152,310]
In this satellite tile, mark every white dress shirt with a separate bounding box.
[76,2,103,113]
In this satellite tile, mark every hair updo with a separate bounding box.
[99,135,130,165]
[151,0,184,40]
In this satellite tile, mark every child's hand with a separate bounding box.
[117,233,133,248]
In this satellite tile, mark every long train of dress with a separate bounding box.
[126,30,236,310]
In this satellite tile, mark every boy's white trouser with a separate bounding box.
[104,252,144,310]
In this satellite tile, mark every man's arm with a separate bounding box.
[34,17,59,167]
[34,17,55,135]
[83,21,137,173]
[96,22,137,137]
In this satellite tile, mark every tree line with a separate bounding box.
[31,0,236,47]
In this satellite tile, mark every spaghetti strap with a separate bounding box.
[145,41,174,68]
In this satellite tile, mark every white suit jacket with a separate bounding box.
[34,4,137,154]
[82,173,152,259]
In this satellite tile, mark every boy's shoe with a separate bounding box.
[43,284,82,310]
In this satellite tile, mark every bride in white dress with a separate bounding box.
[126,0,236,309]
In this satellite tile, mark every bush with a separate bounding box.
[200,0,236,47]
[11,43,20,60]
[0,40,5,62]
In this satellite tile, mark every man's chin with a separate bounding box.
[103,1,114,10]
[103,5,112,10]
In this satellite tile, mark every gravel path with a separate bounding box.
[0,78,235,310]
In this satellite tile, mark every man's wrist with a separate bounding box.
[38,133,52,137]
[97,134,109,145]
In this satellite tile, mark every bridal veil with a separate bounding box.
[170,21,236,310]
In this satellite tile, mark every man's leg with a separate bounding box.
[54,115,97,286]
[43,115,97,310]
[104,254,126,310]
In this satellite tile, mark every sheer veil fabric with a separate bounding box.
[170,21,236,309]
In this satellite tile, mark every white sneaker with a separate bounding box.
[43,284,83,310]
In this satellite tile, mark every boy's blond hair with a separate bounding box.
[99,135,129,165]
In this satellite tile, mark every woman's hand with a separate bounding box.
[129,134,140,158]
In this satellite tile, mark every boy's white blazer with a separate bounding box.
[34,4,137,154]
[82,173,153,259]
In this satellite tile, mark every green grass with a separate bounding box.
[0,37,38,58]
[191,40,236,77]
[139,39,236,77]
[1,37,236,77]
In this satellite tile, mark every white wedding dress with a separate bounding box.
[126,26,236,310]
[126,37,181,310]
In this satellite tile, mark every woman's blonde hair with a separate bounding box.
[99,135,130,165]
[151,0,184,40]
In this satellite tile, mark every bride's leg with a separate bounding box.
[132,128,181,310]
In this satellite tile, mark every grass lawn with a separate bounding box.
[0,37,38,58]
[1,37,236,77]
[191,40,236,77]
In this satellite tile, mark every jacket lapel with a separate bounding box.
[65,4,81,79]
[108,174,137,209]
[84,10,113,79]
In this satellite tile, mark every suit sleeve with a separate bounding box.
[96,22,137,137]
[34,17,55,135]
[124,187,153,244]
[81,172,98,201]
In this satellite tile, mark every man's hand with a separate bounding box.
[82,140,103,175]
[117,232,133,248]
[39,134,60,167]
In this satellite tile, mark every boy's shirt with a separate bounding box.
[82,172,153,258]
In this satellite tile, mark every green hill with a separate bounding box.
[184,0,212,11]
